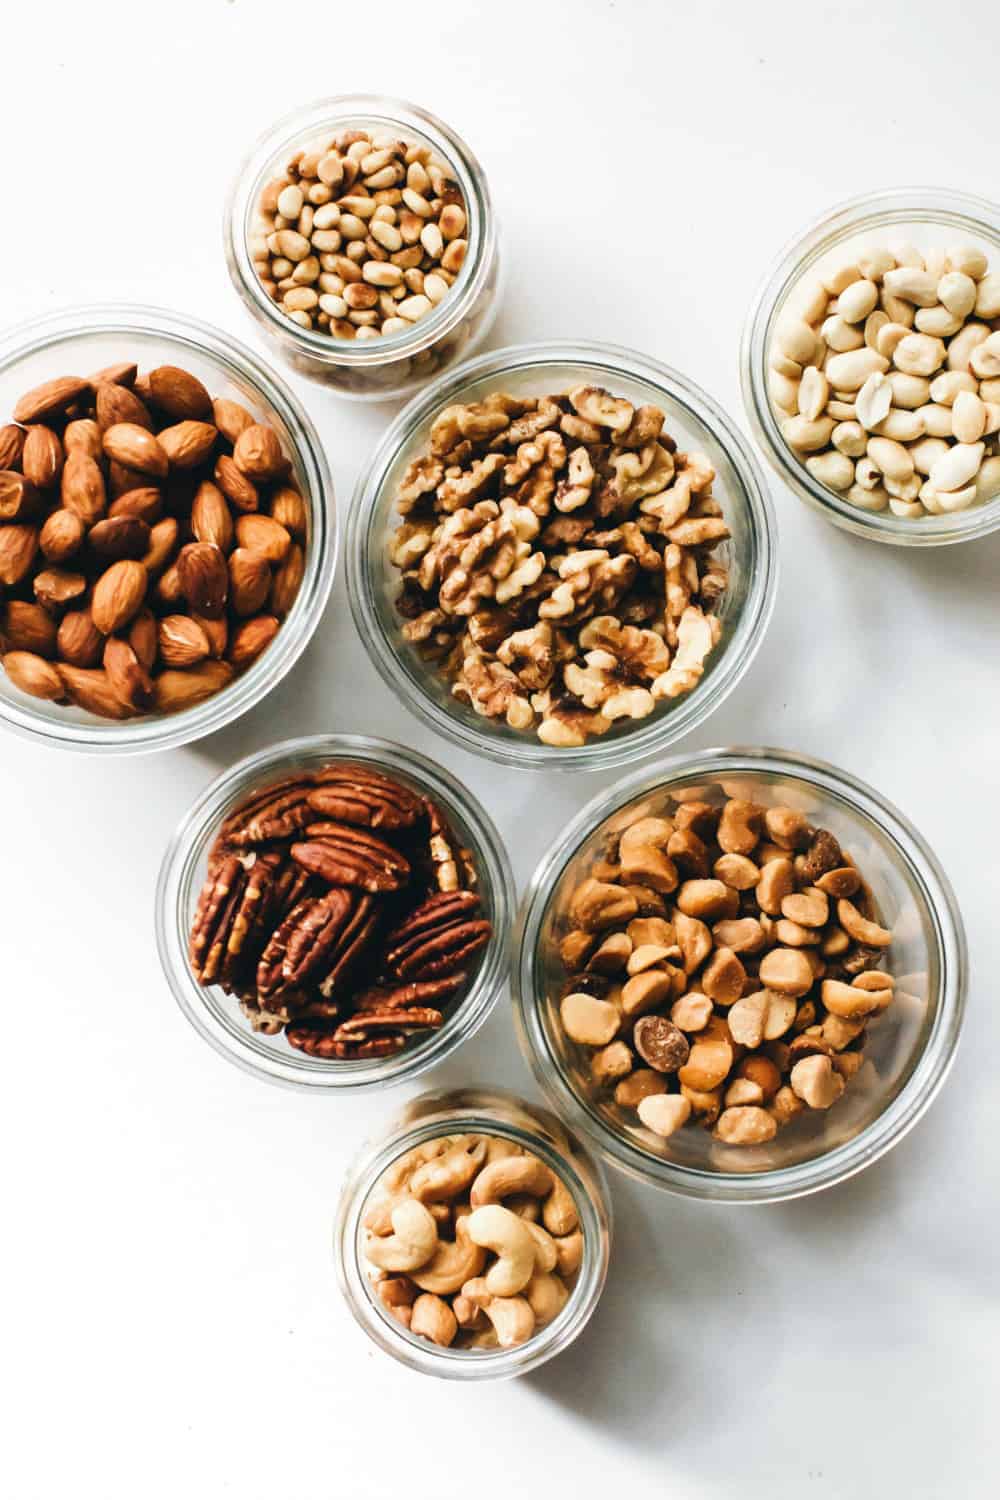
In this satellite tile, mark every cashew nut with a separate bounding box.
[542,1174,580,1236]
[525,1272,569,1328]
[522,1219,559,1273]
[410,1292,458,1347]
[465,1205,537,1296]
[364,1199,439,1273]
[409,1214,486,1295]
[552,1229,584,1277]
[470,1152,553,1206]
[460,1277,536,1348]
[382,1137,452,1194]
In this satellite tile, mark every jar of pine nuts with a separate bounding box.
[225,96,501,401]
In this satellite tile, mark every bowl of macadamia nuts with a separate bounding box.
[0,305,334,753]
[335,1087,611,1379]
[347,342,776,769]
[512,748,966,1202]
[226,96,500,400]
[742,187,1000,544]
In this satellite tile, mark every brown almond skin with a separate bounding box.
[4,650,65,700]
[191,481,233,551]
[61,451,107,525]
[103,637,154,711]
[214,454,258,512]
[2,600,58,657]
[108,459,155,499]
[64,419,103,460]
[158,420,217,470]
[56,664,136,719]
[141,517,179,575]
[102,423,169,479]
[177,542,228,618]
[228,548,271,616]
[0,472,42,522]
[57,609,104,668]
[154,661,233,714]
[91,559,147,635]
[212,397,255,444]
[34,568,87,612]
[193,614,227,657]
[39,509,86,563]
[95,382,153,432]
[12,376,89,425]
[229,614,279,668]
[88,361,137,389]
[158,614,210,668]
[269,485,307,539]
[270,542,304,615]
[128,609,158,672]
[155,563,184,608]
[0,424,26,470]
[233,424,285,482]
[108,487,162,525]
[0,524,40,585]
[149,366,212,420]
[88,515,150,561]
[236,514,290,564]
[22,426,64,489]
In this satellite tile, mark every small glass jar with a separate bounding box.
[334,1086,612,1380]
[155,734,514,1091]
[741,186,1000,546]
[347,340,777,770]
[0,303,335,754]
[224,96,501,401]
[513,747,967,1203]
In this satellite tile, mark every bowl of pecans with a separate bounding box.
[347,342,776,769]
[0,305,335,752]
[155,734,515,1090]
[512,747,966,1201]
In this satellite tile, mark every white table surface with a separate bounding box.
[2,2,996,1495]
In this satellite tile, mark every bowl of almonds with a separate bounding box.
[347,342,776,769]
[0,305,334,751]
[742,187,1000,544]
[512,748,966,1201]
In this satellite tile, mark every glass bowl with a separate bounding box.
[155,734,514,1091]
[334,1086,612,1380]
[347,341,777,770]
[0,303,335,753]
[512,747,967,1202]
[224,95,501,401]
[741,186,1000,546]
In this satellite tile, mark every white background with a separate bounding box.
[1,2,996,1496]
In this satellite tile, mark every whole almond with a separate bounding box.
[0,423,26,470]
[153,661,233,714]
[191,481,233,550]
[95,382,153,432]
[109,487,162,525]
[236,514,290,563]
[212,397,256,445]
[269,484,307,539]
[177,541,228,618]
[233,423,285,482]
[270,541,304,616]
[228,547,271,616]
[0,472,42,523]
[0,524,39,586]
[2,600,58,657]
[214,453,259,512]
[64,419,103,460]
[192,614,227,657]
[103,637,154,711]
[61,451,107,524]
[141,517,179,574]
[56,664,135,720]
[158,420,217,470]
[22,426,64,489]
[34,568,87,612]
[108,459,155,499]
[13,376,89,425]
[3,650,65,701]
[149,366,212,420]
[158,614,211,667]
[88,515,150,561]
[57,609,104,668]
[91,559,147,634]
[128,608,158,671]
[156,562,184,608]
[40,508,86,563]
[102,423,169,479]
[229,614,279,668]
[89,361,137,389]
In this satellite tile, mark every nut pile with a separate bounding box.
[363,1133,583,1351]
[0,364,306,719]
[555,793,895,1145]
[769,242,1000,516]
[390,385,729,747]
[188,762,491,1059]
[252,129,467,341]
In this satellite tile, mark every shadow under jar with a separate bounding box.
[225,96,501,401]
[155,734,514,1090]
[347,341,777,770]
[334,1087,612,1380]
[0,304,334,753]
[512,748,966,1202]
[741,186,1000,545]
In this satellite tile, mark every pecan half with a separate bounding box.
[222,776,315,846]
[306,766,424,830]
[385,890,491,981]
[189,854,247,983]
[286,1021,405,1060]
[333,1008,444,1039]
[282,887,356,988]
[292,823,410,892]
[354,975,468,1012]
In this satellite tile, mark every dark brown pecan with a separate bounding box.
[306,766,423,830]
[189,854,247,983]
[354,975,467,1012]
[286,1021,405,1060]
[222,776,315,847]
[385,890,491,981]
[292,823,410,892]
[424,798,476,893]
[282,887,355,987]
[218,851,283,985]
[333,1008,443,1040]
[256,896,314,1002]
[316,894,379,999]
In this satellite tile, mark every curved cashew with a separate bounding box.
[485,1136,523,1163]
[505,1193,542,1221]
[465,1205,537,1296]
[364,1199,439,1273]
[374,1275,416,1327]
[363,1194,450,1237]
[409,1216,486,1295]
[452,1291,488,1330]
[460,1276,536,1348]
[837,897,892,948]
[542,1175,580,1236]
[383,1137,452,1194]
[410,1292,458,1348]
[458,1325,500,1350]
[552,1229,584,1278]
[409,1137,488,1202]
[470,1152,553,1206]
[525,1272,569,1328]
[523,1219,558,1273]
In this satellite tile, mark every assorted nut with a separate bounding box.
[251,128,467,341]
[0,363,306,718]
[554,791,895,1144]
[389,385,729,746]
[363,1132,583,1350]
[187,761,491,1058]
[769,242,1000,517]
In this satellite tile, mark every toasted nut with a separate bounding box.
[620,968,675,1019]
[633,1015,690,1073]
[590,1040,634,1086]
[758,947,814,997]
[676,879,739,921]
[560,992,619,1046]
[637,1092,691,1138]
[714,1105,777,1145]
[3,650,65,700]
[615,1069,667,1108]
[366,1199,439,1273]
[670,992,713,1032]
[837,898,892,948]
[790,1054,845,1110]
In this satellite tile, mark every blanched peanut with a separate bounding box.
[637,1092,691,1138]
[790,1054,845,1109]
[759,947,814,997]
[561,992,619,1045]
[714,1105,777,1145]
[670,992,713,1032]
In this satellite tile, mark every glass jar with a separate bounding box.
[224,95,501,401]
[512,746,967,1202]
[155,734,514,1090]
[347,340,777,770]
[741,186,1000,546]
[334,1086,612,1379]
[0,303,335,753]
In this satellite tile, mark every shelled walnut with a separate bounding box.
[388,384,730,747]
[554,792,894,1144]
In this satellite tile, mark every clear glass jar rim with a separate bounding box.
[0,301,336,752]
[512,743,968,1203]
[347,338,778,770]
